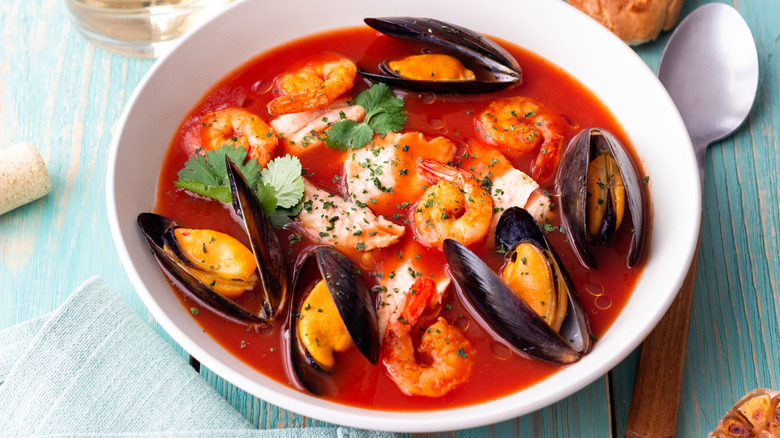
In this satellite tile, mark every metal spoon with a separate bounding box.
[659,3,759,186]
[625,4,759,437]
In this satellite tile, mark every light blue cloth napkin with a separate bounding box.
[0,276,396,438]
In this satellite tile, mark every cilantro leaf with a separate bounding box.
[368,108,407,134]
[176,153,222,187]
[325,83,406,150]
[255,181,278,213]
[174,146,306,227]
[353,82,396,114]
[175,145,261,201]
[174,180,232,204]
[261,155,305,209]
[356,83,406,134]
[267,204,303,228]
[325,119,376,150]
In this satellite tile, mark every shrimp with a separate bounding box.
[267,57,357,115]
[412,159,493,249]
[199,107,278,167]
[376,251,451,339]
[382,277,474,398]
[478,96,569,181]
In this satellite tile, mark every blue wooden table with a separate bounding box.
[1,0,778,435]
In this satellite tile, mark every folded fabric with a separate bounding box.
[0,276,395,438]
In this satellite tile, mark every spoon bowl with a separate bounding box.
[658,2,759,183]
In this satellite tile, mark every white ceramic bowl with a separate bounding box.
[107,0,700,432]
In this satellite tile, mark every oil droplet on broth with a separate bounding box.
[428,118,445,130]
[594,295,612,310]
[255,323,275,337]
[418,93,436,105]
[453,317,469,332]
[585,282,605,297]
[251,80,273,95]
[490,341,513,360]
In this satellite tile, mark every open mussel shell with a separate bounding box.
[288,246,380,395]
[360,17,522,93]
[495,207,592,355]
[137,213,266,325]
[226,156,288,318]
[557,128,646,269]
[444,210,591,363]
[136,156,290,324]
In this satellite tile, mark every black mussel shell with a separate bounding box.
[495,207,592,354]
[557,128,646,269]
[226,156,289,318]
[360,17,521,93]
[287,247,380,395]
[443,236,585,364]
[495,206,546,255]
[137,213,267,325]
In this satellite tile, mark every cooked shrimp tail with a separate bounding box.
[418,159,472,187]
[478,96,568,181]
[199,107,278,167]
[267,57,357,115]
[413,160,493,249]
[382,277,474,397]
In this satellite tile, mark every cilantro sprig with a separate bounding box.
[325,83,407,150]
[174,145,304,226]
[175,145,260,204]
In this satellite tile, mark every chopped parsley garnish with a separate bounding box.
[325,83,407,150]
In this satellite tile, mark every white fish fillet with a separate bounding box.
[490,168,552,233]
[271,101,365,155]
[344,132,456,208]
[296,180,404,253]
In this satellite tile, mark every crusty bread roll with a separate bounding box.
[568,0,685,46]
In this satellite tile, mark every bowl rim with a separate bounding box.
[106,0,701,432]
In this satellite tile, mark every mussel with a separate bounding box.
[557,128,646,268]
[137,156,289,323]
[443,207,591,364]
[360,17,522,93]
[287,246,380,395]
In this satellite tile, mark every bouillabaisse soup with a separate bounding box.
[147,20,648,410]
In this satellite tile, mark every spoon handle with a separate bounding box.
[625,217,702,438]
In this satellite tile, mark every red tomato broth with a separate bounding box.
[153,25,647,410]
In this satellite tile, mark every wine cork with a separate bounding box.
[0,143,52,215]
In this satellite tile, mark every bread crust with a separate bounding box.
[568,0,685,45]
